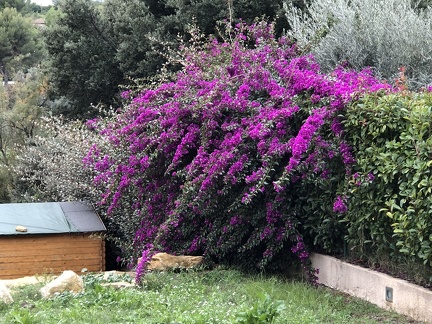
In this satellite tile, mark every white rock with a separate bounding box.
[15,225,27,232]
[2,276,43,289]
[39,270,84,299]
[0,282,13,304]
[100,282,135,289]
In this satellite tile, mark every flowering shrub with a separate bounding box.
[84,21,390,279]
[11,116,99,202]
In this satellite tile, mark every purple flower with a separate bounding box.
[226,66,236,77]
[331,119,344,137]
[229,216,242,226]
[85,118,99,130]
[135,246,155,284]
[310,94,321,103]
[291,241,305,253]
[273,182,285,193]
[287,109,326,171]
[188,236,201,254]
[263,249,273,258]
[339,142,356,165]
[333,196,348,214]
[121,90,132,99]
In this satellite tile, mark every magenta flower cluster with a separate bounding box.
[333,196,348,214]
[84,21,390,281]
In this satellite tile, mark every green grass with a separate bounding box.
[0,268,420,324]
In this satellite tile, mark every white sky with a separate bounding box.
[32,0,53,6]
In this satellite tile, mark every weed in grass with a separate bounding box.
[10,284,42,301]
[5,308,35,324]
[0,303,8,313]
[140,271,167,291]
[235,292,285,324]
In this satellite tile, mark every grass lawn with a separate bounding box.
[0,268,421,324]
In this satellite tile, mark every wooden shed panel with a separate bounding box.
[0,234,105,279]
[0,233,102,246]
[0,252,101,263]
[3,247,102,258]
[0,259,102,270]
[0,239,103,251]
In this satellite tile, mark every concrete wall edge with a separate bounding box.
[310,253,432,323]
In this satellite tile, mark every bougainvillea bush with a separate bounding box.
[84,21,390,280]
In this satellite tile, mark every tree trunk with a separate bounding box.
[1,65,10,90]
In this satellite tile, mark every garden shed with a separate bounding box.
[0,201,106,279]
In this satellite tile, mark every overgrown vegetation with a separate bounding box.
[0,269,416,323]
[83,21,391,279]
[0,1,51,203]
[0,69,48,203]
[0,6,45,83]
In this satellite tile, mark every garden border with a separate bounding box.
[311,253,432,323]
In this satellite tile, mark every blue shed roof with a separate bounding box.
[0,201,106,235]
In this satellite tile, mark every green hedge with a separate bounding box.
[342,92,432,265]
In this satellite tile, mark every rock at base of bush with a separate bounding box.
[138,253,203,271]
[39,270,84,299]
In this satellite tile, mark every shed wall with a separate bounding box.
[0,233,105,279]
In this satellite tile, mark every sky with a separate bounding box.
[32,0,53,5]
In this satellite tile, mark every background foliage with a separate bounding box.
[11,116,98,202]
[44,0,291,118]
[0,7,44,82]
[0,68,47,202]
[43,0,121,118]
[285,0,432,90]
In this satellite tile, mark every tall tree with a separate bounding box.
[0,0,31,14]
[0,7,44,83]
[44,5,63,27]
[44,0,121,118]
[103,0,161,79]
[0,68,47,166]
[155,0,286,37]
[44,0,286,118]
